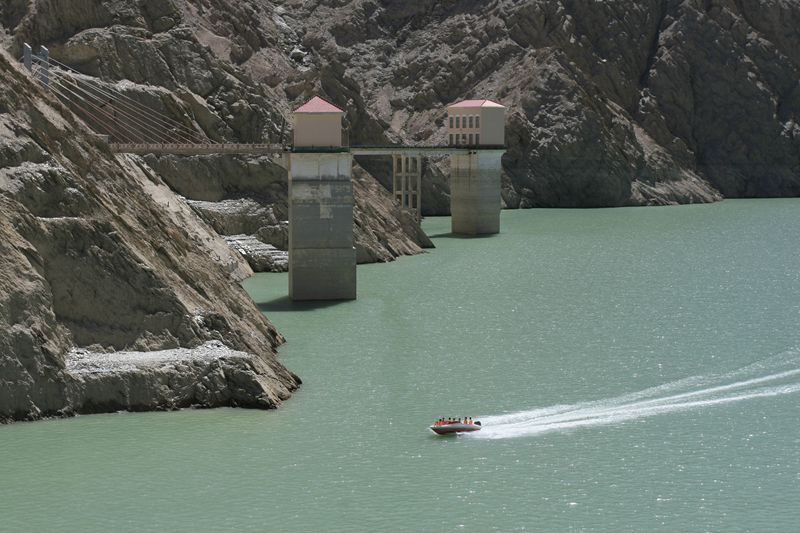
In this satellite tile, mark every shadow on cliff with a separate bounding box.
[256,296,347,313]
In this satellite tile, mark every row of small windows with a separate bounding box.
[449,115,480,129]
[449,133,480,145]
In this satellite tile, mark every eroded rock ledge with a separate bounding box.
[64,341,293,416]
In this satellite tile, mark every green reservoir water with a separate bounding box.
[3,199,800,532]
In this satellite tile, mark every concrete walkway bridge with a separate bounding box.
[21,44,506,301]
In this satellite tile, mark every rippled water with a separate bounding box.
[2,200,800,531]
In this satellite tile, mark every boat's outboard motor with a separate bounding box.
[474,421,481,426]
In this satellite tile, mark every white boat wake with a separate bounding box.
[471,349,800,440]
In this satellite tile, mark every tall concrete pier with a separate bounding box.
[288,97,356,300]
[447,100,506,235]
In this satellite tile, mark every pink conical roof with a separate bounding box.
[294,96,344,113]
[448,99,505,109]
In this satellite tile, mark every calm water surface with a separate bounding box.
[2,200,800,531]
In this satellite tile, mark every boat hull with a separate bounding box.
[430,423,480,435]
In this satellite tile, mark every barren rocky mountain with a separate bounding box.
[0,50,298,422]
[280,0,799,206]
[4,1,798,216]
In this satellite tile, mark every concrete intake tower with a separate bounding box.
[446,100,506,235]
[288,97,356,300]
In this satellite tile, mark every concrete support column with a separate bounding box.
[392,153,403,206]
[450,150,504,235]
[415,156,422,222]
[23,43,32,72]
[392,155,398,201]
[38,46,49,87]
[401,156,408,208]
[288,153,356,300]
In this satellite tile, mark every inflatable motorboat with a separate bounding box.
[430,420,481,435]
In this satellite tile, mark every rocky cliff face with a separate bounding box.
[266,0,799,206]
[3,1,798,212]
[0,50,298,422]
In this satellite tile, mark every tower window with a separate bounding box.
[475,134,480,144]
[449,116,453,128]
[449,134,453,145]
[468,133,473,145]
[468,116,473,128]
[475,116,480,128]
[455,116,460,128]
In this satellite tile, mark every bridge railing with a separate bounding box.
[109,142,286,155]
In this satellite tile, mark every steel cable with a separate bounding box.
[38,56,212,144]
